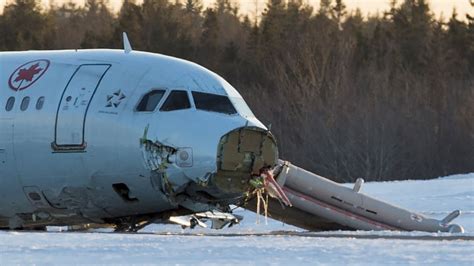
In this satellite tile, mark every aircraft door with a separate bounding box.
[53,64,110,150]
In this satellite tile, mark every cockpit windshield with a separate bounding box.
[217,80,256,118]
[192,91,237,115]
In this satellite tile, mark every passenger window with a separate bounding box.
[136,90,166,112]
[5,97,15,111]
[36,97,45,110]
[192,91,237,115]
[160,90,191,111]
[20,97,30,111]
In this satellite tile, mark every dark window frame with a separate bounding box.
[135,89,167,112]
[159,90,192,112]
[5,97,15,111]
[36,96,45,110]
[192,91,237,115]
[20,96,30,111]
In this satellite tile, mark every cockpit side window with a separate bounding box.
[136,90,166,112]
[160,90,191,111]
[192,91,237,115]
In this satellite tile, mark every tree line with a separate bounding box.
[1,0,473,182]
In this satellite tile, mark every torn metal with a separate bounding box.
[244,161,464,233]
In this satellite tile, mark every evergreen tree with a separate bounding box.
[332,0,346,24]
[0,0,51,50]
[390,0,434,70]
[80,0,114,48]
[446,9,471,76]
[185,0,202,14]
[318,0,332,16]
[199,8,219,69]
[114,0,144,49]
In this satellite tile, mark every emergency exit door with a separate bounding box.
[53,64,110,150]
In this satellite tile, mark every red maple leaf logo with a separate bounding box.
[14,63,43,83]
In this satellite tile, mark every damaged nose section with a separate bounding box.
[212,127,278,195]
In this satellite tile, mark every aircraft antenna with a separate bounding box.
[123,32,133,54]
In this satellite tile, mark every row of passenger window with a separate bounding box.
[136,90,237,115]
[5,96,45,111]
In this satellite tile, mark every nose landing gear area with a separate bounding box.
[194,126,464,234]
[213,127,278,195]
[244,161,465,233]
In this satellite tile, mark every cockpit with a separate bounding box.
[135,88,254,118]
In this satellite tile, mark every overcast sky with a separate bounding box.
[0,0,472,20]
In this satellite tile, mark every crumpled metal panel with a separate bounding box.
[213,127,278,194]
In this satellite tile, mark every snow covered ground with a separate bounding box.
[1,173,473,265]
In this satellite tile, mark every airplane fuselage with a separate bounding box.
[0,50,278,229]
[0,49,465,234]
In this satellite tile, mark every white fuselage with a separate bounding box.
[0,49,273,228]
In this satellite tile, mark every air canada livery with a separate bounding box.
[0,34,464,233]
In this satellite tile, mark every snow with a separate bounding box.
[350,173,474,231]
[1,173,473,265]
